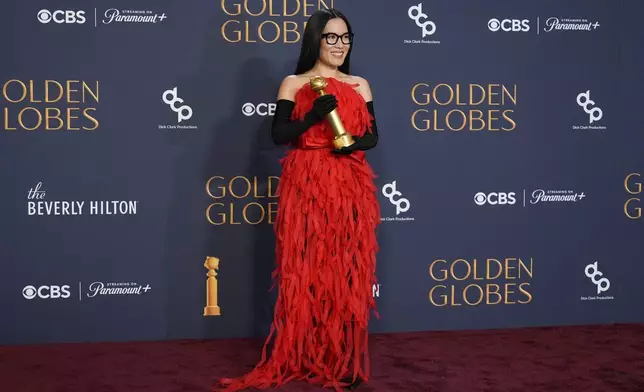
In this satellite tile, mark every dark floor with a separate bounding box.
[1,323,643,392]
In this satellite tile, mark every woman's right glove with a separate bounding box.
[304,94,338,125]
[271,95,338,146]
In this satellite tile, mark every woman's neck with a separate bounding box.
[308,62,341,78]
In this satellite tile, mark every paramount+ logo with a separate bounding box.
[23,284,71,300]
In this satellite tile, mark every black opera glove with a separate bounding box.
[305,94,338,124]
[355,101,379,151]
[331,141,361,155]
[271,95,338,145]
[332,101,379,153]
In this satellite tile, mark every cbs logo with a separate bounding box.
[37,9,86,24]
[242,103,276,117]
[23,285,71,300]
[474,192,517,205]
[488,18,530,32]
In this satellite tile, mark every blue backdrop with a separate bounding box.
[1,0,643,345]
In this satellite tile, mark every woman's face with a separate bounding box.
[319,18,351,69]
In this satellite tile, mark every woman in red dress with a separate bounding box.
[219,8,380,391]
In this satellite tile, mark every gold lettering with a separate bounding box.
[429,259,447,281]
[486,284,502,305]
[66,81,80,103]
[66,108,80,131]
[4,108,16,130]
[258,20,280,43]
[221,0,242,16]
[29,80,42,103]
[518,283,532,304]
[450,259,471,281]
[429,285,447,306]
[504,283,516,304]
[244,0,267,16]
[221,20,242,43]
[502,84,517,105]
[45,80,63,103]
[3,80,27,103]
[411,109,430,131]
[433,84,453,105]
[469,84,485,105]
[505,258,516,279]
[45,108,63,131]
[502,110,516,131]
[463,284,484,306]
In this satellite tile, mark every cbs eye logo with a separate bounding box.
[488,18,530,32]
[241,103,276,117]
[37,9,86,24]
[474,192,517,206]
[23,285,71,299]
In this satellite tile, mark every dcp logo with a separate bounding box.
[488,18,530,32]
[576,90,603,124]
[585,262,610,294]
[408,3,436,37]
[37,9,86,24]
[382,181,410,215]
[162,87,193,123]
[23,285,71,299]
[474,192,517,205]
[242,103,276,117]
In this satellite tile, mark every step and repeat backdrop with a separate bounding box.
[1,0,643,345]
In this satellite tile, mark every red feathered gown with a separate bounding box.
[219,77,380,391]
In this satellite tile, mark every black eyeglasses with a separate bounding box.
[321,32,353,45]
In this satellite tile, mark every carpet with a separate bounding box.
[1,323,643,392]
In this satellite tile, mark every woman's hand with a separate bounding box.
[331,137,361,155]
[305,95,338,124]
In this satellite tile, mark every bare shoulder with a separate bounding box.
[346,75,372,102]
[276,75,309,101]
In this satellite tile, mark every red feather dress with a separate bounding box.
[218,77,381,391]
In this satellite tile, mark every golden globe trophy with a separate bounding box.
[203,256,221,316]
[309,76,355,149]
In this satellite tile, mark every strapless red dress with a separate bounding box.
[218,77,381,391]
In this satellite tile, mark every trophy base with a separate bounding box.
[333,133,355,149]
[203,306,221,316]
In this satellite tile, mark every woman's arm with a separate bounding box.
[271,76,337,145]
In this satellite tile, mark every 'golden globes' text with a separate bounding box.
[221,0,335,43]
[2,80,99,131]
[206,176,279,225]
[411,83,517,132]
[428,257,533,306]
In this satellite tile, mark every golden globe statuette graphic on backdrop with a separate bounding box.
[309,76,355,149]
[203,256,221,316]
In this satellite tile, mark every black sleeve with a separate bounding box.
[270,99,313,145]
[355,101,378,151]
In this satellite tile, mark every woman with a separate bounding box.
[219,8,380,391]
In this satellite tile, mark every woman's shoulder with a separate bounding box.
[277,75,310,101]
[340,74,372,102]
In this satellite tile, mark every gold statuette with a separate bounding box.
[309,76,355,149]
[203,256,221,316]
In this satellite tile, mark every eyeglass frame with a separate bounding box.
[321,32,354,45]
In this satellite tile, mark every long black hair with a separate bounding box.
[294,8,353,75]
